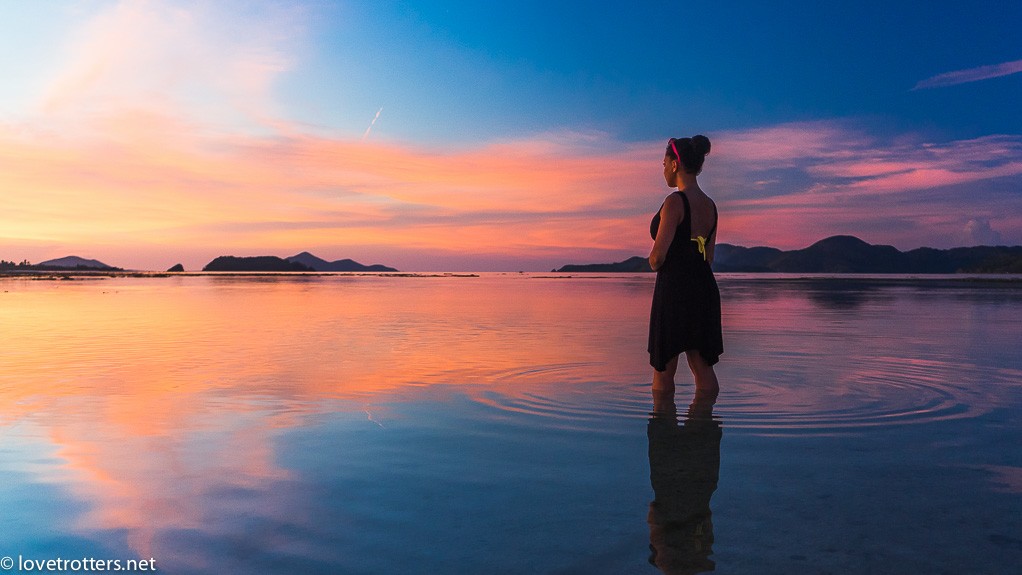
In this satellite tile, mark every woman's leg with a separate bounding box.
[651,387,677,415]
[652,354,679,393]
[685,350,719,394]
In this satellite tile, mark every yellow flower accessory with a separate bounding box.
[691,236,708,261]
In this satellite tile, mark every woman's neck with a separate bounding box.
[675,172,700,192]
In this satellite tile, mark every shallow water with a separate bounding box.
[1,273,1020,574]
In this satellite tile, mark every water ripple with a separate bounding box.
[463,359,1020,436]
[716,356,1017,434]
[467,364,651,430]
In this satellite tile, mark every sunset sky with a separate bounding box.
[2,0,1020,271]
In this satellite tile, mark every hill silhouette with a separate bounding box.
[203,256,313,272]
[555,256,652,273]
[38,256,117,269]
[286,252,398,272]
[202,253,399,272]
[554,236,1022,273]
[1,256,123,272]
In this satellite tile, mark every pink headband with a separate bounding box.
[669,138,681,165]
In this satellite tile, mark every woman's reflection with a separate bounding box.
[647,388,722,574]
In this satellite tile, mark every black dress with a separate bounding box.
[648,192,723,371]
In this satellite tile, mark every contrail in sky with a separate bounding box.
[913,59,1022,90]
[362,107,383,139]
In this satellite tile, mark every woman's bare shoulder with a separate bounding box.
[663,192,685,206]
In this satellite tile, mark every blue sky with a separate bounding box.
[1,0,1020,270]
[281,0,1022,141]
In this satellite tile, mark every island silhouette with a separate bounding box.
[1,256,123,272]
[202,253,398,272]
[1,252,398,273]
[554,235,1022,274]
[284,252,397,272]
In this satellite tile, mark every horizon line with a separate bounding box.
[6,233,1021,272]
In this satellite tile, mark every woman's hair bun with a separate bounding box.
[665,134,711,175]
[692,134,711,156]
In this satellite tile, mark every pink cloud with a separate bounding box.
[706,125,1022,249]
[713,121,866,164]
[40,0,300,131]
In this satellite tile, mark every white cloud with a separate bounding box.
[40,0,305,131]
[962,218,1003,246]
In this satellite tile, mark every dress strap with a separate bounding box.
[678,192,711,261]
[676,191,692,238]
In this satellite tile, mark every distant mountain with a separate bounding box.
[36,256,120,270]
[286,252,398,272]
[167,263,185,272]
[711,244,783,272]
[203,256,314,272]
[715,236,1022,273]
[554,256,652,273]
[555,236,1022,274]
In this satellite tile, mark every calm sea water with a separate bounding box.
[1,273,1020,574]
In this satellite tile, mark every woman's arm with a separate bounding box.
[705,201,718,266]
[648,194,684,271]
[705,227,717,266]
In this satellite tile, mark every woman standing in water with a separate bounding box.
[648,135,722,394]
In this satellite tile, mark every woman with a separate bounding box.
[648,135,722,394]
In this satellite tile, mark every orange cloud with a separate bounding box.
[2,108,662,270]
